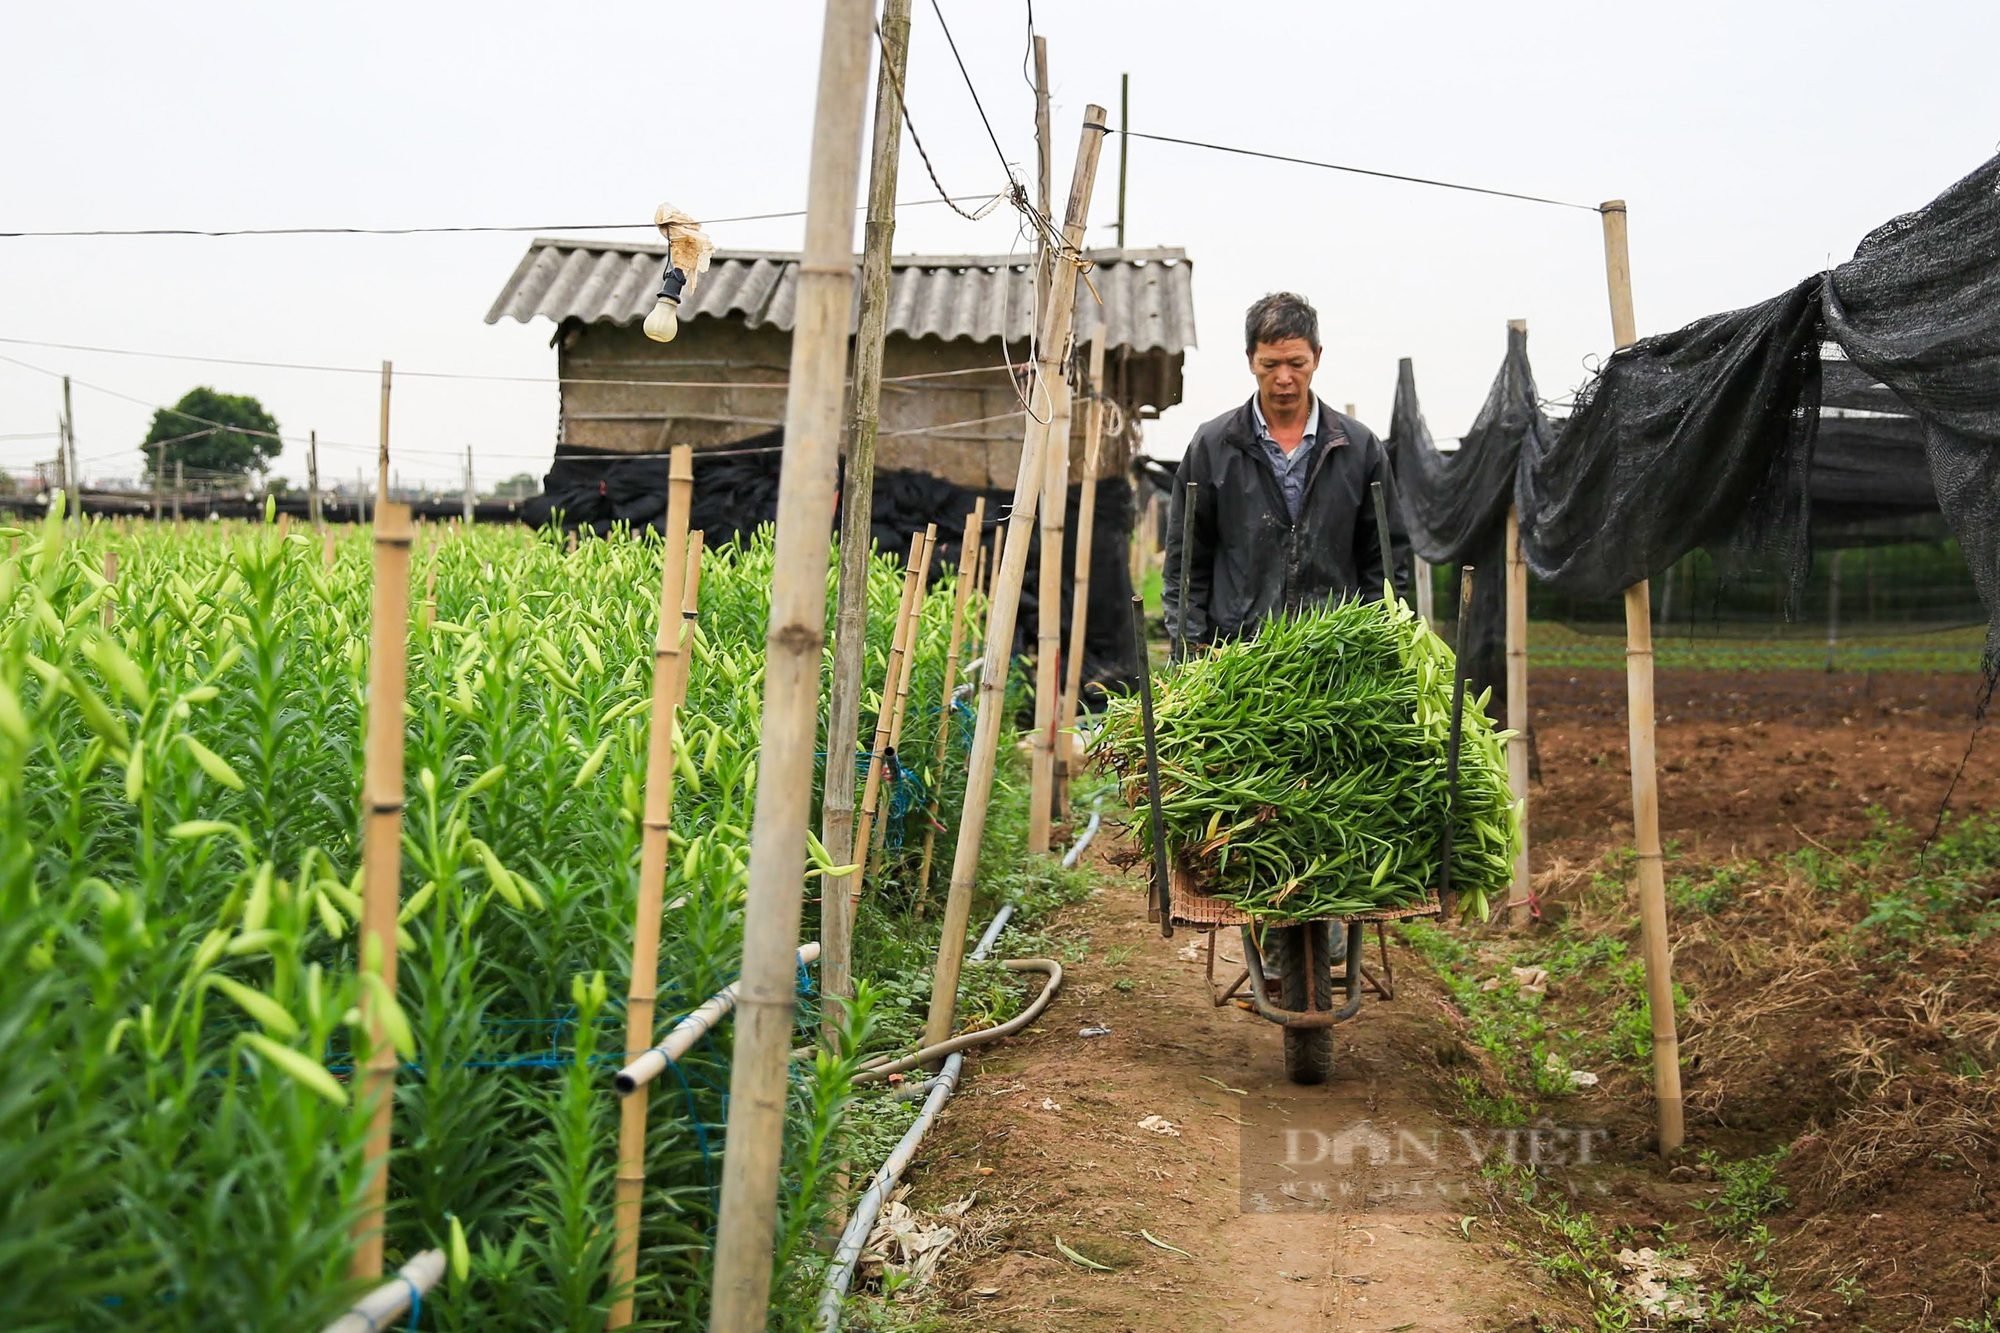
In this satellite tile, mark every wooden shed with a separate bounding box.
[486,238,1197,696]
[486,239,1196,485]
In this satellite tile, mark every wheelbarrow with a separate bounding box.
[1159,859,1439,1085]
[1122,552,1473,1085]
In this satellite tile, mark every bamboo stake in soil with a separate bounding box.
[351,501,414,1281]
[877,528,937,827]
[821,0,915,1038]
[1601,198,1685,1156]
[708,5,872,1325]
[1059,334,1110,806]
[916,501,984,909]
[1505,501,1531,929]
[852,528,933,893]
[608,450,697,1331]
[1029,367,1073,855]
[926,105,1108,1054]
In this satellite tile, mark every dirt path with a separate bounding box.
[879,669,1996,1330]
[895,852,1544,1333]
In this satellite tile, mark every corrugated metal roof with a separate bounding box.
[486,238,1197,354]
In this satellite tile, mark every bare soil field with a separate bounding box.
[848,668,1999,1331]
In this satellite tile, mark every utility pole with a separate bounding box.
[820,0,914,1040]
[1117,73,1129,250]
[377,361,393,516]
[706,3,872,1331]
[308,430,323,527]
[462,445,475,524]
[59,376,74,509]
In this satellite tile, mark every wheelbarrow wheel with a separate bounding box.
[1265,922,1339,1085]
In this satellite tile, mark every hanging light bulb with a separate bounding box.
[643,263,689,343]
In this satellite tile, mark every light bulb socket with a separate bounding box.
[655,263,688,305]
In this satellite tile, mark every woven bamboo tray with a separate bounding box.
[1165,858,1442,929]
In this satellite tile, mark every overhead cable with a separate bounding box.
[0,194,1004,240]
[1119,130,1600,213]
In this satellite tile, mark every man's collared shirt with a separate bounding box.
[1251,395,1343,522]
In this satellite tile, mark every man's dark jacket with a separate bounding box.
[1163,396,1412,646]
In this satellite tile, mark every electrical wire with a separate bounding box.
[1118,130,1600,213]
[926,0,1020,182]
[0,194,1006,241]
[0,334,1030,389]
[872,22,1008,224]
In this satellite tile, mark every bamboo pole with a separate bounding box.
[851,529,931,891]
[309,430,322,528]
[1059,335,1109,807]
[1029,374,1073,855]
[926,105,1107,1053]
[877,527,936,821]
[100,551,117,630]
[323,529,336,568]
[1505,503,1532,928]
[1025,37,1061,857]
[707,4,871,1325]
[1600,199,1684,1157]
[820,0,915,1038]
[916,501,983,910]
[609,451,699,1331]
[376,362,393,507]
[350,500,413,1280]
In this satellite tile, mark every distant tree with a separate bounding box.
[143,388,281,480]
[492,471,540,500]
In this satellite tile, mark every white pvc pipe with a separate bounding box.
[322,1249,445,1333]
[1062,798,1103,869]
[817,903,1014,1331]
[616,942,821,1094]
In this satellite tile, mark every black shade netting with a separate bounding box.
[1517,274,1826,612]
[1823,152,2000,668]
[1388,324,1553,705]
[520,438,1143,700]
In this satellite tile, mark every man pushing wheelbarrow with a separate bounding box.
[1101,293,1516,1085]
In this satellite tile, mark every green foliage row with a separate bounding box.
[0,507,979,1332]
[1098,596,1519,922]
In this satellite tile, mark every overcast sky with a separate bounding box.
[4,1,1996,491]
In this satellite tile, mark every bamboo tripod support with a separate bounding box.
[881,531,937,792]
[916,501,983,908]
[608,449,698,1331]
[852,527,934,893]
[1601,199,1685,1156]
[351,501,413,1281]
[1029,371,1074,855]
[1058,335,1110,808]
[706,8,871,1318]
[926,105,1107,1054]
[1504,504,1531,927]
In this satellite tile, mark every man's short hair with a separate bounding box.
[1244,292,1320,354]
